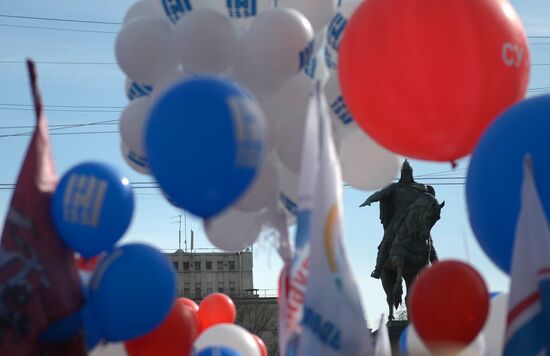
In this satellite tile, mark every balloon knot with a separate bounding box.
[450,160,458,169]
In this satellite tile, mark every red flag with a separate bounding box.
[0,60,84,355]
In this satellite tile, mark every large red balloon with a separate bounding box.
[198,293,236,330]
[338,0,529,161]
[409,261,489,352]
[125,298,201,356]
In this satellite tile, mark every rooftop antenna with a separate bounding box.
[171,213,187,251]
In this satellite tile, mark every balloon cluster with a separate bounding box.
[116,0,407,250]
[118,293,267,355]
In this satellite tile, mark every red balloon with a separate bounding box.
[180,297,199,313]
[409,260,489,352]
[252,334,268,356]
[339,0,529,161]
[198,293,236,329]
[125,298,200,356]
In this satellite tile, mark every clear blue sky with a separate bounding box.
[0,0,549,327]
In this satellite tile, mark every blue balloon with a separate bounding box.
[38,308,83,342]
[467,95,550,273]
[195,346,243,356]
[146,75,266,218]
[83,302,101,349]
[52,162,135,258]
[87,243,176,341]
[399,326,409,356]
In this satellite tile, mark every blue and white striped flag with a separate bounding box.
[505,155,550,355]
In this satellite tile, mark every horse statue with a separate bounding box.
[380,192,444,320]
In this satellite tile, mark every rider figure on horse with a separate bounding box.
[359,160,437,279]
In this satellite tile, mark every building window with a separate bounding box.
[229,281,236,295]
[207,282,213,295]
[228,261,235,270]
[217,261,223,270]
[195,283,202,298]
[184,283,190,297]
[218,282,224,293]
[173,261,179,271]
[206,261,212,270]
[194,261,201,271]
[183,262,189,271]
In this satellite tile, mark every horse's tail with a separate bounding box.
[393,283,403,309]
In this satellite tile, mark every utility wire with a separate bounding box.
[0,24,117,34]
[0,14,121,25]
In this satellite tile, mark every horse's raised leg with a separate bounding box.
[380,268,395,321]
[392,256,405,309]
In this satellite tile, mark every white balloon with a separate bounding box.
[119,97,152,158]
[227,0,273,34]
[173,9,238,74]
[204,209,262,251]
[324,73,356,140]
[121,141,150,175]
[244,9,314,91]
[405,324,487,356]
[152,68,191,99]
[324,1,361,71]
[276,0,337,32]
[235,153,279,212]
[339,130,400,190]
[260,73,312,150]
[193,324,261,356]
[115,17,173,84]
[277,158,299,217]
[482,293,508,356]
[89,342,128,356]
[123,0,166,23]
[189,0,227,14]
[276,105,308,173]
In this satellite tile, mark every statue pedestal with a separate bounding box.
[372,320,408,355]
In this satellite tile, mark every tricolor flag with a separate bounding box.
[504,155,550,355]
[284,83,372,355]
[0,60,84,355]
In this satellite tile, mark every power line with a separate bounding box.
[0,122,117,130]
[0,103,124,109]
[0,119,118,138]
[0,24,117,34]
[0,14,121,25]
[0,60,117,65]
[0,107,121,113]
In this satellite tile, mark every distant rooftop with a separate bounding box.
[162,247,252,255]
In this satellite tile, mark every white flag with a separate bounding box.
[288,83,372,355]
[504,155,550,355]
[374,314,391,356]
[278,86,317,354]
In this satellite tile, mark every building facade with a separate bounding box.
[166,249,254,299]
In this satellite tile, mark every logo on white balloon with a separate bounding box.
[227,0,257,18]
[501,42,525,67]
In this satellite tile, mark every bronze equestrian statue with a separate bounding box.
[359,160,444,320]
